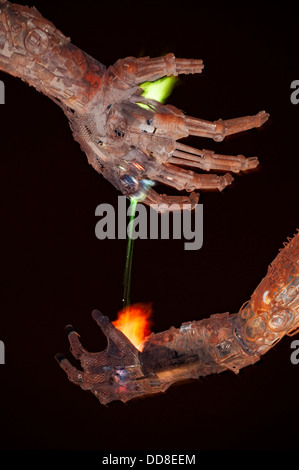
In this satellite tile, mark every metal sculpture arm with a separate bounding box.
[56,231,299,404]
[0,0,106,109]
[0,1,269,209]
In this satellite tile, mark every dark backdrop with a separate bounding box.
[0,0,298,451]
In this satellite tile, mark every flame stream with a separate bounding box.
[122,198,137,308]
[112,303,152,351]
[118,79,176,349]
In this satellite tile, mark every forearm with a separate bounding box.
[0,0,105,110]
[142,232,299,379]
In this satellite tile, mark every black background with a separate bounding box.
[0,0,298,451]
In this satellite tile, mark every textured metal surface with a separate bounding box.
[57,231,299,404]
[0,0,105,109]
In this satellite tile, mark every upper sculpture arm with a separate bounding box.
[0,0,106,110]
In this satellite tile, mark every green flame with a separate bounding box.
[140,75,178,104]
[122,198,138,307]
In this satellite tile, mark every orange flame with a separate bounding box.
[112,303,152,351]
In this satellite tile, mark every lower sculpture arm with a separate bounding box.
[56,230,299,405]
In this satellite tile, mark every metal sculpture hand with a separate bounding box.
[0,1,269,209]
[57,231,299,404]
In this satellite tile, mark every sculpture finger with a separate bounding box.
[185,110,270,141]
[55,354,85,386]
[170,142,259,173]
[151,163,234,192]
[109,54,204,89]
[91,310,139,355]
[65,325,88,360]
[142,188,199,212]
[174,58,204,75]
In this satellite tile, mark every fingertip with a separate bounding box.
[91,309,103,321]
[55,353,66,364]
[65,325,75,335]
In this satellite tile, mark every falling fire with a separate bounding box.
[112,303,152,351]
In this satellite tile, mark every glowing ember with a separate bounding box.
[112,303,152,351]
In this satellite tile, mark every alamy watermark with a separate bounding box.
[0,340,5,364]
[290,80,299,104]
[95,197,203,250]
[290,340,299,365]
[0,80,4,104]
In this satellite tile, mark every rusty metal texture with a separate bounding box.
[0,0,269,209]
[56,231,299,404]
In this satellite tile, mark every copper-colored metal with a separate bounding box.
[56,231,299,405]
[0,1,269,209]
